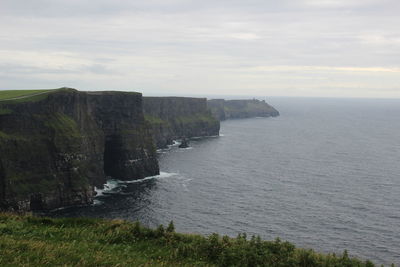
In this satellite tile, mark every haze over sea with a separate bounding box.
[51,97,400,265]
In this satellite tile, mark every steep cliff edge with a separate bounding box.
[207,99,279,121]
[0,88,159,211]
[143,97,220,148]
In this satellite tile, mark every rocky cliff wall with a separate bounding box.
[0,89,159,211]
[207,99,279,121]
[143,97,220,148]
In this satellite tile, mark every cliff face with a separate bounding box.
[207,99,279,121]
[0,89,159,211]
[143,97,220,148]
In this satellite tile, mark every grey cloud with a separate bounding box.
[0,62,116,76]
[0,63,80,75]
[0,0,399,97]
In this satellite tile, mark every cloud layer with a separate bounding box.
[0,0,399,98]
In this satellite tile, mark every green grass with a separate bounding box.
[0,108,13,115]
[0,88,72,103]
[145,112,218,127]
[175,113,218,125]
[0,213,381,267]
[44,113,81,137]
[145,114,168,125]
[0,130,27,141]
[0,90,52,100]
[0,130,11,139]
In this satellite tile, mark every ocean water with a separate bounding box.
[50,97,400,265]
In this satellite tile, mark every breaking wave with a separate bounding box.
[94,172,178,198]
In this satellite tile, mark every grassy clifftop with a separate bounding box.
[0,89,51,100]
[0,89,63,103]
[0,214,379,267]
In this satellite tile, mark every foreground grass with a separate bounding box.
[0,213,380,267]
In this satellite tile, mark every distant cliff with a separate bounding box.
[207,99,279,121]
[143,97,220,148]
[0,88,159,211]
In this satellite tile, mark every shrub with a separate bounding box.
[166,221,175,233]
[155,224,165,237]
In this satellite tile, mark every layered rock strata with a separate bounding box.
[143,97,220,148]
[0,89,159,211]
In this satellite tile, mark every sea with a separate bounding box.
[50,97,400,265]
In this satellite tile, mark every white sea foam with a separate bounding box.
[123,172,178,184]
[188,135,220,139]
[94,172,179,197]
[157,140,181,152]
[177,147,193,151]
[92,199,104,206]
[94,179,122,197]
[94,186,104,197]
[157,147,172,153]
[171,140,181,146]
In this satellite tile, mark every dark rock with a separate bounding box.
[143,97,220,149]
[178,138,190,148]
[0,88,159,211]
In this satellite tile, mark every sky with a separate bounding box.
[0,0,399,98]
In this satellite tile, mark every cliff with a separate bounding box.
[143,97,220,148]
[0,88,159,211]
[207,99,279,121]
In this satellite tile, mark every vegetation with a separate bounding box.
[0,130,11,139]
[145,114,168,125]
[44,113,81,139]
[0,108,13,115]
[175,113,218,125]
[0,88,76,103]
[0,89,53,101]
[0,130,26,141]
[0,213,380,267]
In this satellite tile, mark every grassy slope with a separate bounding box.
[0,90,53,100]
[0,214,380,267]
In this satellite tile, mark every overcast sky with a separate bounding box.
[1,0,399,98]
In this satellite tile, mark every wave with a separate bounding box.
[156,140,182,153]
[157,135,222,153]
[92,199,104,206]
[94,172,178,197]
[94,179,121,197]
[123,172,178,184]
[171,140,181,146]
[189,135,220,139]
